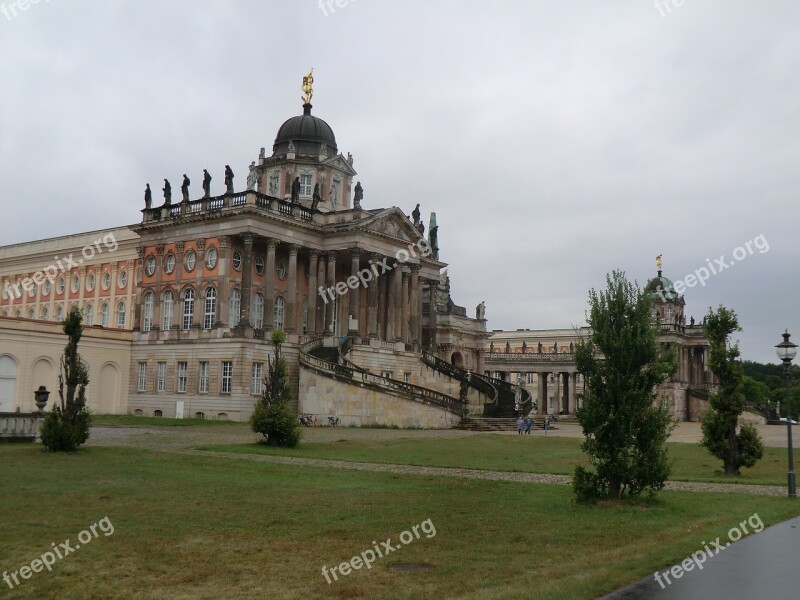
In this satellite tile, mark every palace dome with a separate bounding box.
[272,104,337,157]
[645,272,678,301]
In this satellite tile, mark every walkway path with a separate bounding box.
[88,425,788,497]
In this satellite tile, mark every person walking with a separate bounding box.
[524,415,532,435]
[517,416,524,435]
[544,415,550,435]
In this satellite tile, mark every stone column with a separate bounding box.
[409,265,421,345]
[393,267,403,341]
[427,278,437,349]
[386,266,397,341]
[349,248,361,333]
[316,251,326,333]
[324,251,336,335]
[153,245,164,330]
[265,239,277,329]
[569,372,577,413]
[377,270,387,340]
[400,267,410,343]
[133,248,144,330]
[193,239,206,327]
[286,244,298,332]
[554,371,562,415]
[307,250,319,335]
[218,236,231,326]
[238,234,254,327]
[368,253,380,338]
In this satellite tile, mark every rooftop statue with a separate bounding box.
[181,174,190,202]
[291,177,301,203]
[247,161,258,191]
[353,181,363,209]
[144,183,152,209]
[411,203,421,225]
[224,165,234,194]
[311,183,322,210]
[202,169,212,198]
[163,179,171,205]
[301,68,314,105]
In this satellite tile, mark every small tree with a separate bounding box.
[700,306,763,475]
[41,306,92,452]
[250,330,301,447]
[573,271,677,500]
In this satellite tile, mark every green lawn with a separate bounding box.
[91,414,241,427]
[1,444,798,599]
[200,434,800,486]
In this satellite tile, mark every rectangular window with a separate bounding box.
[403,372,411,383]
[299,174,312,196]
[251,363,263,395]
[221,361,233,394]
[137,362,147,392]
[177,362,188,393]
[526,372,535,385]
[157,362,166,392]
[198,362,209,393]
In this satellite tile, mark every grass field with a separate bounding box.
[91,414,240,428]
[2,441,799,600]
[200,434,800,487]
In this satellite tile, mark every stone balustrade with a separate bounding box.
[0,412,44,442]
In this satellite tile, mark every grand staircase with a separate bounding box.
[299,338,467,419]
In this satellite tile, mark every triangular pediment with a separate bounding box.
[324,154,357,176]
[361,209,423,244]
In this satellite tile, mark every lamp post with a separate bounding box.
[775,330,797,498]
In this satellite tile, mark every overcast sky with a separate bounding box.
[1,1,797,363]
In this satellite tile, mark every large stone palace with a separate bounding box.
[0,78,715,427]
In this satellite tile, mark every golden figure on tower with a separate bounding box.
[656,254,663,271]
[301,69,314,105]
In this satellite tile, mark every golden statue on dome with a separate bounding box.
[656,254,663,271]
[301,69,314,105]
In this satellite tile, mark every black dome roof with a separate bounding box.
[273,104,337,157]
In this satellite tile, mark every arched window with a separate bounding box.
[116,301,126,328]
[273,296,285,331]
[27,308,35,320]
[14,310,21,318]
[218,413,228,420]
[85,303,94,326]
[183,289,194,331]
[252,293,264,329]
[100,303,109,327]
[0,355,18,412]
[195,412,205,419]
[133,409,143,416]
[55,306,63,322]
[41,307,49,321]
[228,288,241,328]
[143,292,154,332]
[154,409,163,418]
[162,290,174,330]
[203,287,217,330]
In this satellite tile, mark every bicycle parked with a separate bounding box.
[327,416,341,427]
[298,414,319,427]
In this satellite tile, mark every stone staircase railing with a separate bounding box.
[420,351,500,415]
[299,338,467,417]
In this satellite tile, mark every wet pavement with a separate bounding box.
[602,515,800,600]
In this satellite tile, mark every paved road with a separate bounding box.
[602,516,800,600]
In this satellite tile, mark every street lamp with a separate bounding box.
[775,330,797,498]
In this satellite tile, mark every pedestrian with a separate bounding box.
[524,415,532,435]
[517,416,524,435]
[544,415,550,435]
